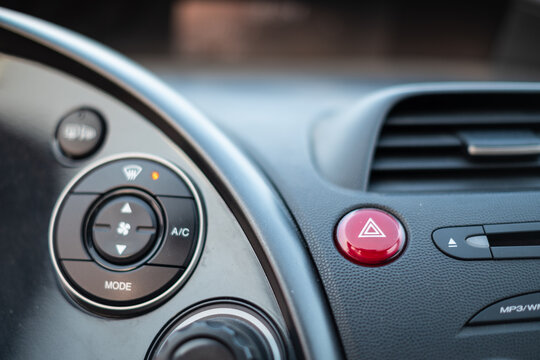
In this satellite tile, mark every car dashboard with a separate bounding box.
[3,4,540,360]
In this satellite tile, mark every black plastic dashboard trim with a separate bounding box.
[0,7,343,360]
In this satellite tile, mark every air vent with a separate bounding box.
[369,93,540,192]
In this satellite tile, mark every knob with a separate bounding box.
[154,316,274,360]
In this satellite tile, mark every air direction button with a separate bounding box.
[91,195,157,265]
[335,208,406,266]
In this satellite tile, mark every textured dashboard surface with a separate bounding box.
[160,73,540,359]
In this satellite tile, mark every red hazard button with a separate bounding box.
[335,208,406,266]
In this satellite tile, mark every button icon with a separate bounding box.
[115,244,127,255]
[104,280,132,292]
[63,123,98,141]
[358,218,386,238]
[170,227,190,237]
[448,238,458,248]
[116,222,131,236]
[120,203,132,214]
[122,165,142,181]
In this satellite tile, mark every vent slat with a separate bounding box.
[378,133,461,148]
[369,174,540,193]
[372,156,540,172]
[368,94,540,193]
[386,114,540,127]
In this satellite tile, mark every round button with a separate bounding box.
[91,195,158,265]
[56,109,105,159]
[335,208,406,266]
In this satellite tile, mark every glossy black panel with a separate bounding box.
[0,35,294,360]
[0,120,66,356]
[0,8,338,360]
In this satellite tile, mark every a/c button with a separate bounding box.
[61,260,182,305]
[148,197,197,267]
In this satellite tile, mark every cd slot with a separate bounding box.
[485,222,540,258]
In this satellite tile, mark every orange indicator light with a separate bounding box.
[151,171,160,181]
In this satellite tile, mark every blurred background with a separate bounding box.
[4,0,540,130]
[3,0,540,79]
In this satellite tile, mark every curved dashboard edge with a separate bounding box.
[0,7,343,360]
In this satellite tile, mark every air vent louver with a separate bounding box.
[369,93,540,192]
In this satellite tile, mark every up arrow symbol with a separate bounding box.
[121,203,132,214]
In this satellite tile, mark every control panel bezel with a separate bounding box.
[48,153,206,314]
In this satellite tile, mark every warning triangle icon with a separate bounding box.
[121,203,132,214]
[358,218,386,238]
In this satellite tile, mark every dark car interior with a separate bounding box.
[3,1,540,359]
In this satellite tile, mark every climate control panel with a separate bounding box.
[49,155,204,315]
